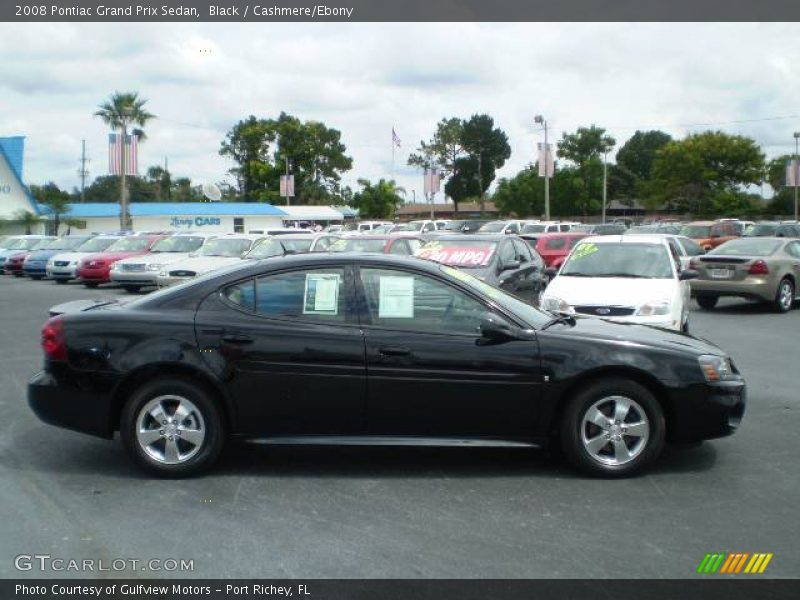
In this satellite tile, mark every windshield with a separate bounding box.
[416,240,498,268]
[246,239,285,259]
[30,238,55,250]
[75,237,119,252]
[680,225,712,238]
[392,223,422,232]
[440,265,552,329]
[443,221,466,231]
[570,224,595,233]
[478,221,507,232]
[626,225,657,234]
[45,237,88,251]
[561,241,674,278]
[280,239,313,252]
[329,238,388,253]
[710,239,782,256]
[105,237,152,252]
[6,238,43,250]
[150,236,206,253]
[521,224,546,233]
[198,238,253,257]
[743,224,777,237]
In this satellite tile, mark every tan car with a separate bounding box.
[679,221,740,251]
[690,237,800,312]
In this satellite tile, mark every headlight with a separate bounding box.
[698,355,734,381]
[147,264,162,271]
[110,262,120,271]
[635,300,671,316]
[159,269,168,277]
[541,296,574,314]
[75,260,82,268]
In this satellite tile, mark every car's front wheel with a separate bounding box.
[696,294,718,310]
[120,377,226,477]
[122,285,141,293]
[560,378,665,477]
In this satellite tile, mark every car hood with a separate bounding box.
[48,251,95,263]
[545,276,677,306]
[26,249,64,261]
[165,256,244,274]
[115,252,193,266]
[83,251,143,262]
[545,315,723,357]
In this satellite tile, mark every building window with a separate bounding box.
[234,217,244,233]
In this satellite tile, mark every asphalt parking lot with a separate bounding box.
[1,275,798,579]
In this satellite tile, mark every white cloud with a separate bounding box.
[0,22,798,200]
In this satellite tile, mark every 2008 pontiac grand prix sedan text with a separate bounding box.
[28,254,746,478]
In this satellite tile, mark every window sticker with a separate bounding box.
[378,275,415,318]
[571,242,598,260]
[416,241,495,266]
[303,273,341,315]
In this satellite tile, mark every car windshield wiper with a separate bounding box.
[559,272,594,277]
[592,273,654,278]
[541,313,577,330]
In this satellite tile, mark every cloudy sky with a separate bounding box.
[1,22,798,201]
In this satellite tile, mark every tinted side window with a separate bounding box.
[224,279,255,312]
[388,240,411,255]
[787,242,800,258]
[546,238,567,250]
[250,268,346,322]
[512,239,532,263]
[360,268,488,335]
[678,237,704,256]
[498,241,516,266]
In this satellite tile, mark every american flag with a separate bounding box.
[108,133,138,176]
[392,127,401,148]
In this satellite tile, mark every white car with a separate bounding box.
[0,235,52,266]
[46,235,123,283]
[476,220,524,235]
[540,235,695,332]
[156,234,266,287]
[521,221,581,234]
[110,232,218,292]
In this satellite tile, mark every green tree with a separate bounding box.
[220,112,353,204]
[146,165,172,200]
[616,130,672,181]
[650,131,765,214]
[348,179,404,219]
[30,182,71,234]
[558,125,616,169]
[492,165,596,218]
[764,154,796,215]
[13,210,41,234]
[82,175,157,204]
[458,114,511,212]
[94,91,156,229]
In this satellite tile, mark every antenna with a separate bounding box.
[77,140,90,202]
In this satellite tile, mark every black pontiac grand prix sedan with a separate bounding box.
[29,253,745,477]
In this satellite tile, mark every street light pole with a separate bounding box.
[602,150,608,224]
[535,115,550,220]
[794,132,799,222]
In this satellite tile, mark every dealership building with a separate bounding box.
[0,136,41,233]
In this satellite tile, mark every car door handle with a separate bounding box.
[379,346,411,357]
[222,333,254,344]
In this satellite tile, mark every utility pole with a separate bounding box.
[77,140,89,202]
[534,115,550,220]
[794,132,800,222]
[285,156,291,207]
[602,149,608,224]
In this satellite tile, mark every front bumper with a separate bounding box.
[77,267,111,283]
[110,270,159,286]
[666,378,746,443]
[28,370,114,438]
[691,278,774,302]
[23,262,47,277]
[47,266,77,279]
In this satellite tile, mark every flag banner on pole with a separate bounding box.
[537,143,555,178]
[280,175,295,197]
[423,169,440,195]
[108,133,138,176]
[787,159,799,187]
[392,128,402,148]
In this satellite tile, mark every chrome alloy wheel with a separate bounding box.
[580,395,650,466]
[135,395,206,465]
[778,281,794,311]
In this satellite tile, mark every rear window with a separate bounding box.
[329,238,388,253]
[710,239,782,256]
[105,237,153,252]
[544,238,567,250]
[76,237,119,252]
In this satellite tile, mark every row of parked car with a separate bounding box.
[3,221,799,329]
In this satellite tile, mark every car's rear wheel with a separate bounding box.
[696,295,718,310]
[120,377,226,477]
[122,285,141,293]
[83,282,99,288]
[560,378,665,477]
[31,275,43,281]
[54,279,67,284]
[774,278,795,313]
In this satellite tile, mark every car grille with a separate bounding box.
[122,263,145,272]
[574,305,636,316]
[54,261,70,267]
[169,270,196,277]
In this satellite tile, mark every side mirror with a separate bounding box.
[545,267,558,279]
[478,317,519,344]
[679,269,699,281]
[501,259,521,272]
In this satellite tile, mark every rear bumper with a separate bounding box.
[691,278,774,302]
[666,378,746,443]
[28,370,114,438]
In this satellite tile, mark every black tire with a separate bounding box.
[559,377,665,478]
[696,295,718,310]
[774,278,795,313]
[681,320,689,334]
[123,285,141,293]
[83,282,99,288]
[120,377,226,477]
[31,276,43,281]
[54,279,67,284]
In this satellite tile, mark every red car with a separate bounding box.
[520,232,589,269]
[76,235,166,288]
[3,238,56,276]
[328,234,425,256]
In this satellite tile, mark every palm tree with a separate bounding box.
[14,210,41,235]
[94,92,156,230]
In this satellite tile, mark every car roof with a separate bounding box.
[686,221,716,226]
[421,233,509,242]
[522,231,587,238]
[581,234,669,246]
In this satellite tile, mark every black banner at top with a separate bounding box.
[3,0,800,22]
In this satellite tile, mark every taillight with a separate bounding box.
[748,260,769,275]
[41,316,67,361]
